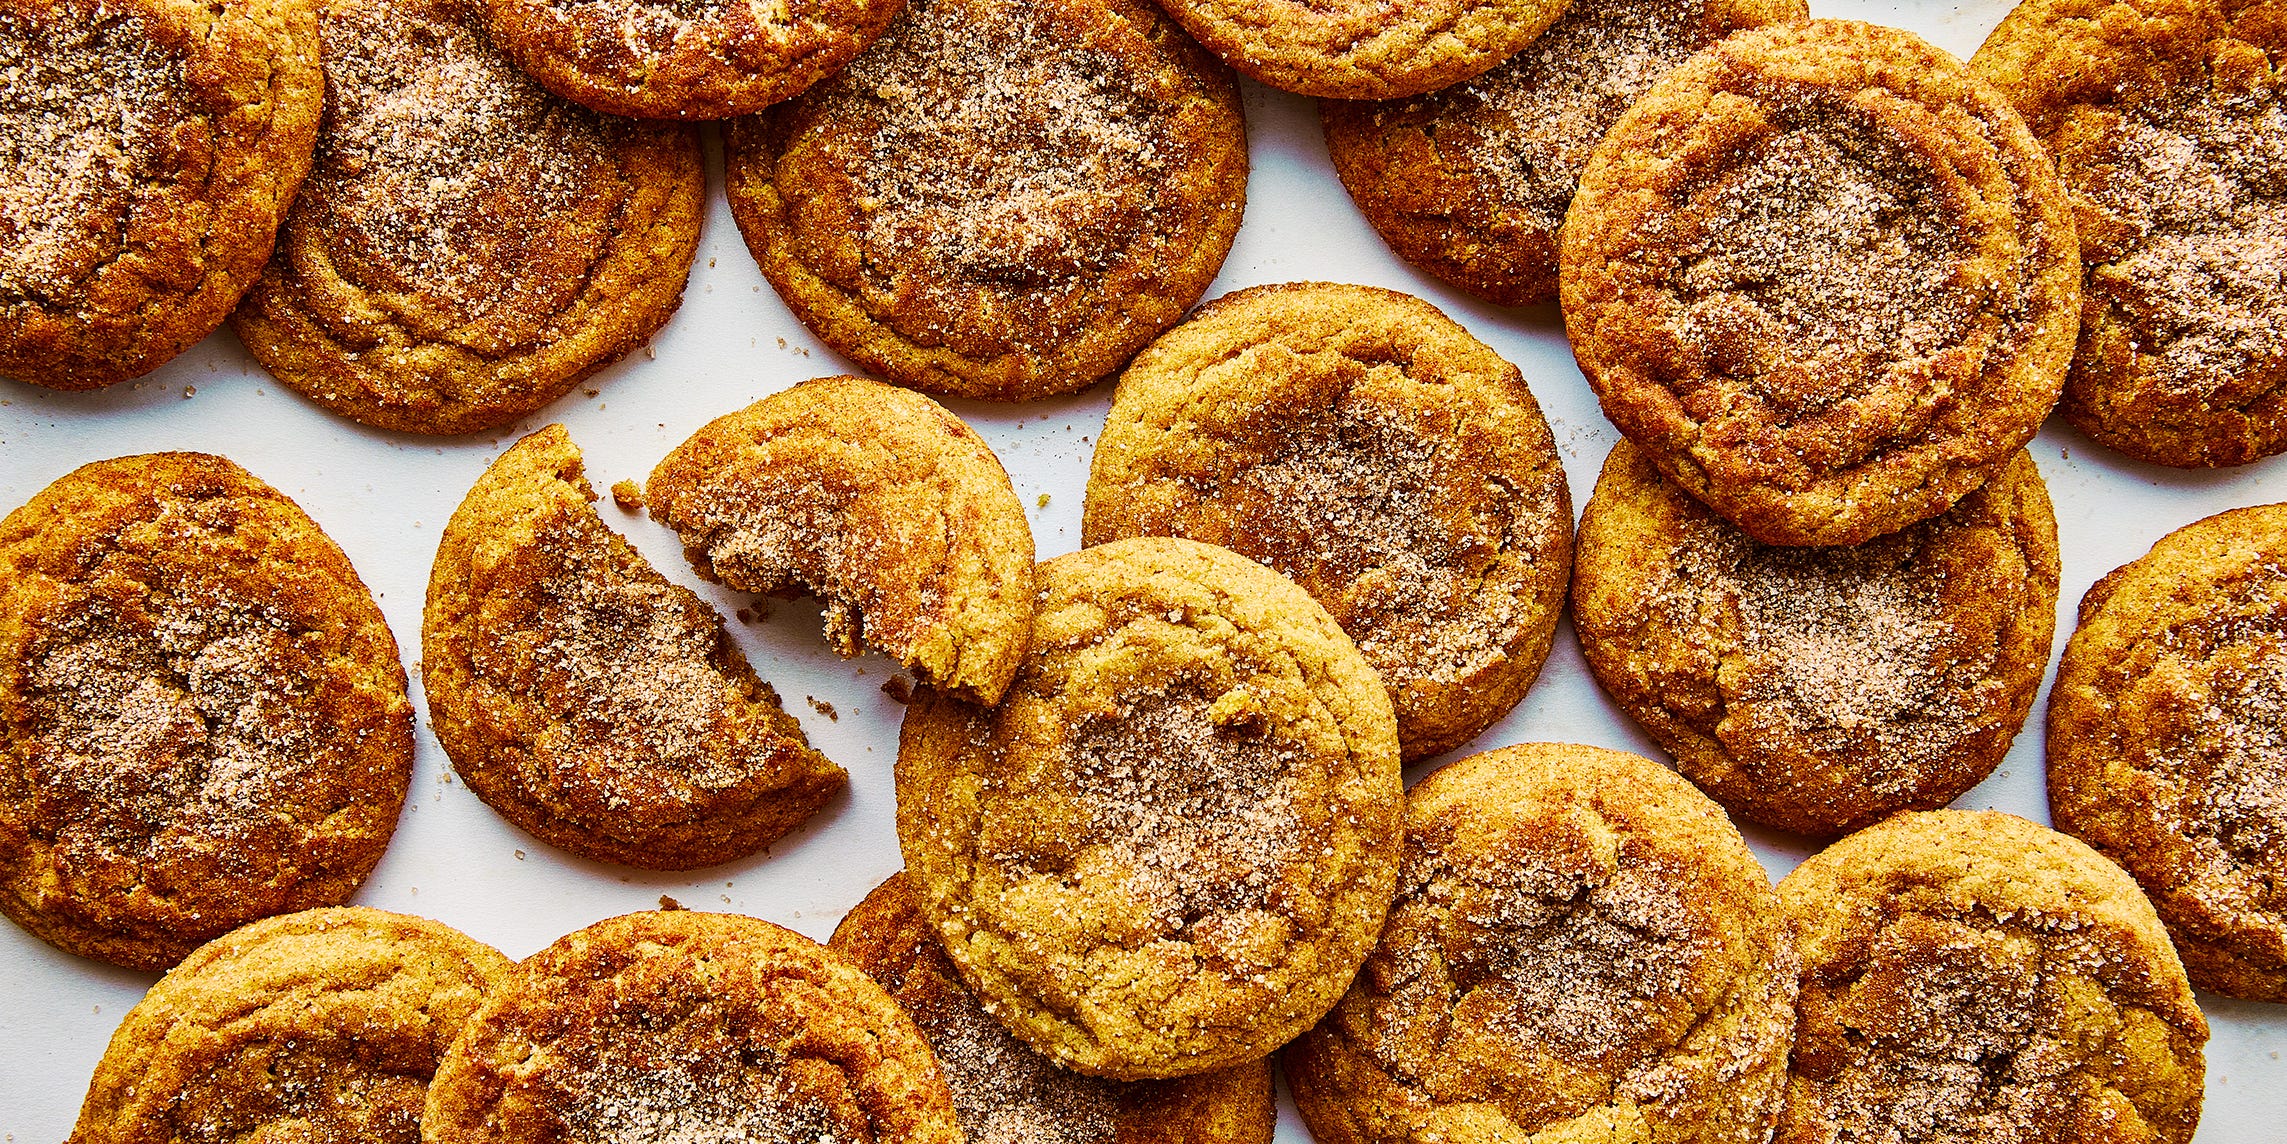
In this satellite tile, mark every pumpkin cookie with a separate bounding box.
[1776,810,2208,1144]
[1561,19,2080,547]
[831,872,1277,1144]
[2048,504,2287,1001]
[424,426,845,870]
[895,537,1402,1079]
[724,0,1246,401]
[1572,442,2060,839]
[1083,283,1573,762]
[1287,743,1798,1144]
[425,910,963,1144]
[70,907,511,1144]
[647,378,1034,707]
[1321,0,1805,308]
[0,454,412,970]
[229,0,703,437]
[1154,0,1568,100]
[1974,0,2287,468]
[0,0,321,390]
[482,0,900,119]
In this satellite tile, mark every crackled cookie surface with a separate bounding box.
[1573,442,2059,839]
[1776,811,2208,1144]
[1975,0,2287,467]
[71,907,511,1144]
[1287,743,1798,1144]
[725,0,1246,401]
[1156,0,1569,99]
[0,0,321,390]
[425,426,845,870]
[1562,19,2079,547]
[425,910,963,1144]
[648,377,1034,706]
[1322,0,1804,307]
[2049,504,2287,1001]
[1085,283,1572,762]
[895,537,1402,1079]
[0,454,412,970]
[831,872,1277,1144]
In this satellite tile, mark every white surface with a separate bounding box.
[3,1,2283,1138]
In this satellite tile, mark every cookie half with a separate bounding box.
[1561,19,2080,547]
[895,536,1402,1079]
[1573,441,2060,838]
[424,426,846,870]
[1154,0,1570,99]
[1287,743,1798,1144]
[70,907,511,1144]
[647,377,1035,707]
[1974,0,2287,467]
[0,454,413,970]
[230,0,705,436]
[2049,503,2287,1001]
[724,0,1247,401]
[1084,283,1573,762]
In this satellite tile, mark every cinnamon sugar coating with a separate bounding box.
[647,377,1035,707]
[1974,0,2287,468]
[1573,442,2060,839]
[2049,504,2287,1001]
[0,454,412,970]
[424,426,844,870]
[0,0,322,390]
[1154,0,1569,100]
[425,910,963,1144]
[830,872,1277,1144]
[70,908,511,1144]
[724,0,1246,401]
[1084,283,1573,762]
[1561,19,2080,547]
[1286,743,1799,1144]
[1776,810,2208,1144]
[894,537,1402,1080]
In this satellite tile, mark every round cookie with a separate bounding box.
[229,0,704,436]
[1152,0,1569,100]
[1572,441,2060,839]
[0,454,413,970]
[1561,19,2080,548]
[1287,743,1799,1144]
[425,426,846,870]
[1776,810,2208,1144]
[1083,283,1573,762]
[647,377,1035,707]
[70,907,512,1144]
[424,909,963,1144]
[1973,0,2287,468]
[2048,504,2287,1001]
[1321,0,1806,308]
[0,0,322,390]
[830,872,1278,1144]
[894,536,1402,1080]
[481,0,900,120]
[724,0,1246,402]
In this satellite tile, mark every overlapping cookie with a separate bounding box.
[1155,0,1569,99]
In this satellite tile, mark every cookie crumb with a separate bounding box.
[808,697,839,721]
[182,386,196,398]
[514,850,526,860]
[1037,493,1051,508]
[658,895,684,911]
[610,479,644,511]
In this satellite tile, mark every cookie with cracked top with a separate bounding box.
[1973,0,2287,467]
[1154,0,1570,99]
[1285,742,1799,1144]
[0,0,321,390]
[424,909,963,1144]
[1561,19,2080,547]
[229,0,704,436]
[1084,282,1573,762]
[0,453,412,970]
[69,907,511,1144]
[424,425,845,870]
[895,536,1402,1080]
[2049,503,2287,1001]
[1776,810,2207,1144]
[724,0,1246,401]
